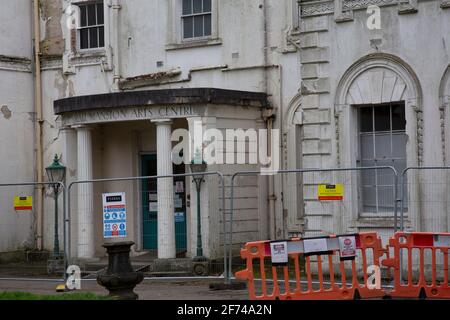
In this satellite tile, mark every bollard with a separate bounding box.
[97,241,144,300]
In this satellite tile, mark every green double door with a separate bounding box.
[141,155,187,255]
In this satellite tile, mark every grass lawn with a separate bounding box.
[0,291,110,300]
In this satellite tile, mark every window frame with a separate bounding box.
[77,1,106,52]
[355,101,407,217]
[181,0,212,40]
[166,0,220,50]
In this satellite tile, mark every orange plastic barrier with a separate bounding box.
[235,232,387,300]
[382,232,450,299]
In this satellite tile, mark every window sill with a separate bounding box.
[70,49,107,67]
[73,48,106,58]
[165,38,222,51]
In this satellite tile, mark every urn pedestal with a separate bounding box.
[97,241,144,300]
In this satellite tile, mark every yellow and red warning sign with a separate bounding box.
[318,184,344,201]
[14,196,33,211]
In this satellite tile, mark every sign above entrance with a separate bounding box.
[102,192,127,238]
[62,105,206,126]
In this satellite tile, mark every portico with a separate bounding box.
[54,88,269,260]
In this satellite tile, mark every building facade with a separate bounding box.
[0,0,449,261]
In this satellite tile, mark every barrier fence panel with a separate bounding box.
[400,167,450,232]
[229,167,399,279]
[67,172,228,282]
[383,232,450,299]
[235,232,387,300]
[0,182,66,281]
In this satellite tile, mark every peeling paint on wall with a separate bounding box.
[1,105,12,119]
[40,0,64,57]
[54,70,75,99]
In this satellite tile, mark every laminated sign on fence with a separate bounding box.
[318,184,344,201]
[14,196,33,211]
[103,192,127,238]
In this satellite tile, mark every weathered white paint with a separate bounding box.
[0,1,35,253]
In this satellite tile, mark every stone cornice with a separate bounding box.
[0,55,32,73]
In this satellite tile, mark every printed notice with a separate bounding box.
[318,184,344,201]
[303,238,328,254]
[102,192,127,238]
[174,198,183,209]
[338,236,357,259]
[175,212,185,223]
[175,181,184,193]
[14,196,33,211]
[270,241,288,264]
[149,202,158,212]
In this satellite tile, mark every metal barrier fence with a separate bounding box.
[228,167,399,279]
[400,166,450,232]
[0,182,66,281]
[399,167,450,282]
[2,165,450,286]
[67,172,229,283]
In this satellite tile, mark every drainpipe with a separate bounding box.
[262,0,276,240]
[111,0,121,90]
[33,0,44,250]
[267,117,277,239]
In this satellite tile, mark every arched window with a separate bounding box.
[335,53,422,218]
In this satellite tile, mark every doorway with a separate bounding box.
[141,154,187,256]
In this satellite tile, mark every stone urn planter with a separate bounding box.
[97,241,144,300]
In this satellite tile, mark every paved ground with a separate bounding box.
[0,278,249,300]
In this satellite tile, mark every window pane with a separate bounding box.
[204,14,211,36]
[182,0,192,15]
[374,133,391,159]
[392,104,406,130]
[360,163,375,185]
[89,27,98,48]
[194,15,203,37]
[80,28,89,49]
[376,186,394,212]
[203,0,211,12]
[97,3,104,25]
[80,5,87,27]
[362,186,377,213]
[360,107,373,132]
[391,133,407,158]
[374,105,390,131]
[183,17,193,38]
[360,134,374,159]
[193,0,203,13]
[88,4,96,26]
[375,165,394,186]
[98,26,105,47]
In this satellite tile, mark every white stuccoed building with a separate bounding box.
[0,0,36,253]
[0,0,449,263]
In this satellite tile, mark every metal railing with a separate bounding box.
[228,166,399,279]
[400,166,450,231]
[67,171,229,282]
[0,181,66,282]
[2,165,450,286]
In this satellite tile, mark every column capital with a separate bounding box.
[72,124,94,131]
[151,119,173,126]
[60,126,76,132]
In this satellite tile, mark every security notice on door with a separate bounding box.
[103,192,127,238]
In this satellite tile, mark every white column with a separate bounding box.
[76,126,95,259]
[61,127,77,259]
[153,120,176,259]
